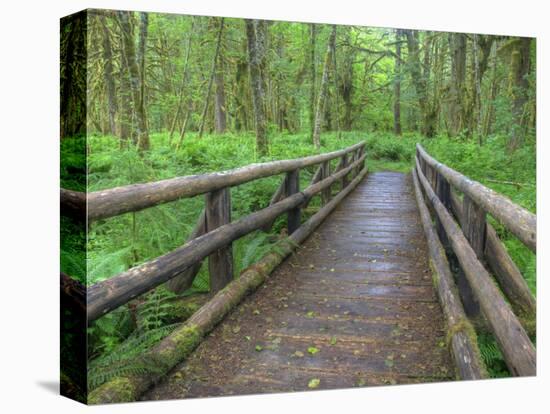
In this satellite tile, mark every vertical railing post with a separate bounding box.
[286,169,301,234]
[321,160,331,206]
[450,192,485,318]
[206,187,233,292]
[356,146,364,176]
[463,195,487,260]
[341,153,348,190]
[435,171,451,247]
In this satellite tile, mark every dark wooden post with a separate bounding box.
[206,187,233,292]
[321,160,331,205]
[435,171,451,247]
[286,169,301,234]
[341,153,348,190]
[463,195,487,259]
[454,194,486,317]
[356,146,364,176]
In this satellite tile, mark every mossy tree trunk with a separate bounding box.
[312,25,337,149]
[246,19,268,156]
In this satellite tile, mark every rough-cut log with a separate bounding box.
[417,144,536,252]
[166,210,206,294]
[412,170,486,380]
[462,194,487,259]
[60,188,86,222]
[321,160,331,205]
[434,170,451,247]
[87,142,365,222]
[415,159,536,376]
[450,192,536,319]
[341,153,349,189]
[206,188,233,292]
[286,169,300,234]
[88,167,368,404]
[87,154,367,321]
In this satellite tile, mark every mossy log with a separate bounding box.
[449,192,536,323]
[415,158,535,376]
[87,142,364,222]
[416,144,536,252]
[88,166,368,404]
[412,170,486,380]
[87,154,367,321]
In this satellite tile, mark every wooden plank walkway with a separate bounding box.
[144,172,453,400]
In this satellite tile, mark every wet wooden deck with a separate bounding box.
[144,172,453,400]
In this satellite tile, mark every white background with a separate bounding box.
[0,0,548,412]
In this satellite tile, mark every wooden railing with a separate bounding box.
[61,142,367,322]
[413,144,536,378]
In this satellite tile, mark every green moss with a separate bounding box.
[446,318,488,379]
[157,324,202,368]
[88,377,138,405]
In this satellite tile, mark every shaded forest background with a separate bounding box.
[59,9,536,393]
[61,10,535,152]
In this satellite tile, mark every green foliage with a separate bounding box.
[477,332,510,378]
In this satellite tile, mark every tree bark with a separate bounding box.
[393,29,402,135]
[246,19,268,156]
[447,33,467,137]
[118,11,149,151]
[309,24,317,140]
[169,20,194,144]
[312,26,337,149]
[404,30,435,137]
[198,18,225,138]
[214,48,228,134]
[508,37,532,151]
[100,16,117,136]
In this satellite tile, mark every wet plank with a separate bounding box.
[144,172,453,401]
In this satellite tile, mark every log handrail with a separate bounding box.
[61,142,365,222]
[416,144,536,252]
[413,150,536,377]
[86,144,367,321]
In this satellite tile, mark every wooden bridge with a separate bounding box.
[60,142,537,404]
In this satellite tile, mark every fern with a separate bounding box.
[88,323,179,390]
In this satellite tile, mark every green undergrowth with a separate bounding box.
[61,130,535,384]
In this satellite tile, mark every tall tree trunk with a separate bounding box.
[404,30,434,137]
[472,34,482,142]
[60,12,87,139]
[118,11,149,151]
[341,28,354,131]
[169,19,194,144]
[245,19,268,156]
[309,23,317,139]
[312,26,337,149]
[447,33,467,137]
[332,28,342,139]
[508,37,532,151]
[198,18,224,138]
[137,12,149,150]
[482,41,499,137]
[235,57,249,132]
[118,43,132,147]
[393,29,402,135]
[214,48,227,134]
[100,16,117,136]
